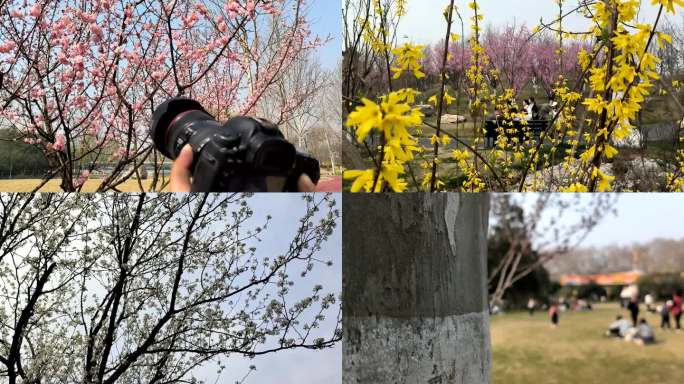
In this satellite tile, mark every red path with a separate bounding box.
[316,177,342,192]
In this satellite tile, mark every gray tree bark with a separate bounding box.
[343,194,491,384]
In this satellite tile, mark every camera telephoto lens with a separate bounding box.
[150,97,320,192]
[150,97,211,160]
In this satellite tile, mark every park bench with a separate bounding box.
[484,119,550,149]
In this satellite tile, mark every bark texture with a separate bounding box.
[343,194,491,384]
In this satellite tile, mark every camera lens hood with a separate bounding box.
[150,97,209,158]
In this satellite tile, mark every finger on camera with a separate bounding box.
[297,174,316,192]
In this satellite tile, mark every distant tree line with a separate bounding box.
[638,273,684,300]
[0,129,50,178]
[546,238,684,277]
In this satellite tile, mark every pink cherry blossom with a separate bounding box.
[57,51,68,64]
[89,24,103,42]
[81,12,97,23]
[28,3,41,17]
[245,0,256,16]
[53,133,66,151]
[72,55,84,67]
[424,24,584,96]
[0,0,318,191]
[29,88,45,98]
[195,3,208,15]
[225,1,240,19]
[151,70,164,81]
[183,12,199,28]
[74,170,91,188]
[0,41,16,53]
[217,19,227,33]
[124,5,133,18]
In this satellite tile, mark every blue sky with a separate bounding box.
[396,0,677,44]
[309,1,342,69]
[579,194,684,247]
[194,193,342,384]
[516,194,684,249]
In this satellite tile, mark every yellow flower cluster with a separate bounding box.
[485,90,525,179]
[574,0,665,191]
[458,0,494,190]
[360,19,390,54]
[652,0,684,14]
[395,0,407,17]
[667,143,684,191]
[428,90,455,107]
[560,183,589,193]
[344,0,683,193]
[464,1,493,120]
[391,43,426,79]
[360,0,410,54]
[344,89,424,192]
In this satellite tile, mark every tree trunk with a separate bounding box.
[323,129,337,175]
[342,130,371,170]
[343,194,491,384]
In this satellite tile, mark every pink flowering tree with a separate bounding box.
[422,40,472,87]
[529,33,586,97]
[0,0,319,191]
[483,25,535,94]
[423,25,584,98]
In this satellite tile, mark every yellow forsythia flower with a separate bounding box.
[561,183,589,193]
[391,43,426,80]
[345,98,382,143]
[344,170,375,193]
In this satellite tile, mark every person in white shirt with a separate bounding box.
[607,315,631,338]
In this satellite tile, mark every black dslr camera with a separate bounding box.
[150,97,320,192]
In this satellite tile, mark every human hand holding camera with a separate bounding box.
[169,145,318,192]
[152,97,321,192]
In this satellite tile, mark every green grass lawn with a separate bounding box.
[491,302,684,384]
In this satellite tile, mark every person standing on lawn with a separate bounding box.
[549,303,559,328]
[627,295,640,327]
[661,300,672,330]
[673,291,683,332]
[528,297,536,316]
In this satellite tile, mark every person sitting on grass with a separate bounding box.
[635,318,656,345]
[606,315,630,338]
[624,318,656,345]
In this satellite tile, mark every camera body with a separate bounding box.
[150,97,320,192]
